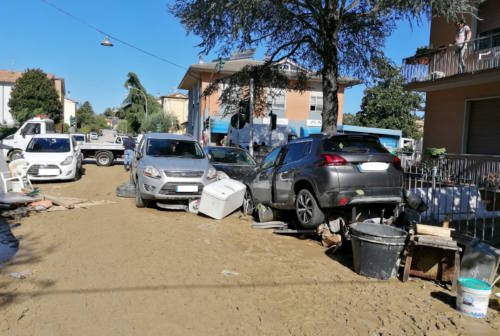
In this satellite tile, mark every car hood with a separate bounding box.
[142,156,210,171]
[212,163,255,181]
[23,152,71,164]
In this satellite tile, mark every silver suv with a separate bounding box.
[130,133,217,208]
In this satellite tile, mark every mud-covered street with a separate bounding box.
[0,165,499,335]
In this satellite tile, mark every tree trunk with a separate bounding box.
[321,55,339,135]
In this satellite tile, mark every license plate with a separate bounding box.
[38,168,60,176]
[358,162,389,172]
[176,185,198,192]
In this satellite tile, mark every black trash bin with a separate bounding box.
[350,223,408,280]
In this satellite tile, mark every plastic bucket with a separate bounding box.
[350,223,408,280]
[456,277,491,318]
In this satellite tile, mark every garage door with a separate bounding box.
[467,98,500,155]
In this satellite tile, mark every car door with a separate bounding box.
[251,146,282,205]
[274,141,312,204]
[131,138,145,182]
[16,122,41,149]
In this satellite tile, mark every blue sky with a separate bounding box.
[0,0,430,115]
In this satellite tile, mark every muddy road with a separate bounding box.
[0,165,498,335]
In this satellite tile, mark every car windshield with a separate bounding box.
[322,137,389,154]
[146,138,205,159]
[208,147,256,165]
[26,138,71,153]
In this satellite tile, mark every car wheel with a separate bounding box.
[135,182,148,208]
[295,189,325,229]
[8,150,23,161]
[73,165,81,181]
[95,151,114,166]
[242,188,255,216]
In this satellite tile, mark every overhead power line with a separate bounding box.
[40,0,188,71]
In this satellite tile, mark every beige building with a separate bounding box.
[63,98,77,126]
[178,54,359,142]
[0,69,65,126]
[157,92,188,130]
[403,0,500,155]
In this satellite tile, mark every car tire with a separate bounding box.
[8,150,23,162]
[73,166,81,181]
[95,151,114,166]
[242,188,255,216]
[295,189,325,229]
[135,182,148,208]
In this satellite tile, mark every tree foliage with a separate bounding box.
[172,0,478,134]
[76,101,108,133]
[103,107,115,118]
[140,112,179,133]
[122,72,162,132]
[353,57,423,138]
[8,68,63,123]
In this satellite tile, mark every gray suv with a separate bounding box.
[130,133,217,208]
[242,134,403,228]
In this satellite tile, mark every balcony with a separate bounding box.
[402,32,500,90]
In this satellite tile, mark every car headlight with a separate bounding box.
[206,167,217,180]
[142,166,161,179]
[60,156,73,166]
[216,171,229,180]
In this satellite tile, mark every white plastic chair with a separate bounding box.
[0,159,33,193]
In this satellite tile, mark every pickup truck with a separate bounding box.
[72,134,125,166]
[1,116,56,161]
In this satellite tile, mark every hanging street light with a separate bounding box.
[100,36,113,47]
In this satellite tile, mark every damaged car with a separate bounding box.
[242,134,404,231]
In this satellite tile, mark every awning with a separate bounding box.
[211,119,230,134]
[300,126,322,137]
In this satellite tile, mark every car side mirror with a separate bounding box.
[135,151,142,160]
[20,128,27,138]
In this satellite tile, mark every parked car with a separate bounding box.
[1,116,56,161]
[205,146,256,180]
[89,132,99,141]
[130,133,217,208]
[23,134,82,181]
[71,133,86,146]
[242,134,404,229]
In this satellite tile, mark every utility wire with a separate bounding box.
[40,0,188,71]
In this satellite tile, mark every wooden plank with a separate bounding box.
[416,224,454,238]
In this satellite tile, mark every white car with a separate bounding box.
[89,132,99,141]
[23,134,82,181]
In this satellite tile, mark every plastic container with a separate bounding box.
[456,277,491,318]
[350,223,408,280]
[198,179,246,219]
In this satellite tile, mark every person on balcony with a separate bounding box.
[455,19,471,74]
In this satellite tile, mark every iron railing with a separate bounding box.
[402,152,500,246]
[402,32,500,83]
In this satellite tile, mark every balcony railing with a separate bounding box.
[402,32,500,84]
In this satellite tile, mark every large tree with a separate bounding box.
[8,68,62,123]
[171,0,478,134]
[122,72,162,132]
[356,57,423,138]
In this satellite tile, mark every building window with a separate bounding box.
[309,92,323,120]
[267,89,286,118]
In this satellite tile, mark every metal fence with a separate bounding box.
[402,153,500,246]
[402,32,500,84]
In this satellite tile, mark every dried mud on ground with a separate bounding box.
[0,165,499,335]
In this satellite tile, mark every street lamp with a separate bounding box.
[100,36,113,47]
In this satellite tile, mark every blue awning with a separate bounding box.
[211,119,230,134]
[300,126,322,137]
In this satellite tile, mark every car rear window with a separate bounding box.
[322,137,389,154]
[26,138,71,153]
[146,139,205,159]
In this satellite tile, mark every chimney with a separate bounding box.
[198,55,204,64]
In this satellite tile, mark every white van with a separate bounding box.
[1,116,56,161]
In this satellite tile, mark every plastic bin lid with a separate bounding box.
[458,277,491,290]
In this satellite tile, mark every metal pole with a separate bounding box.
[249,78,254,156]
